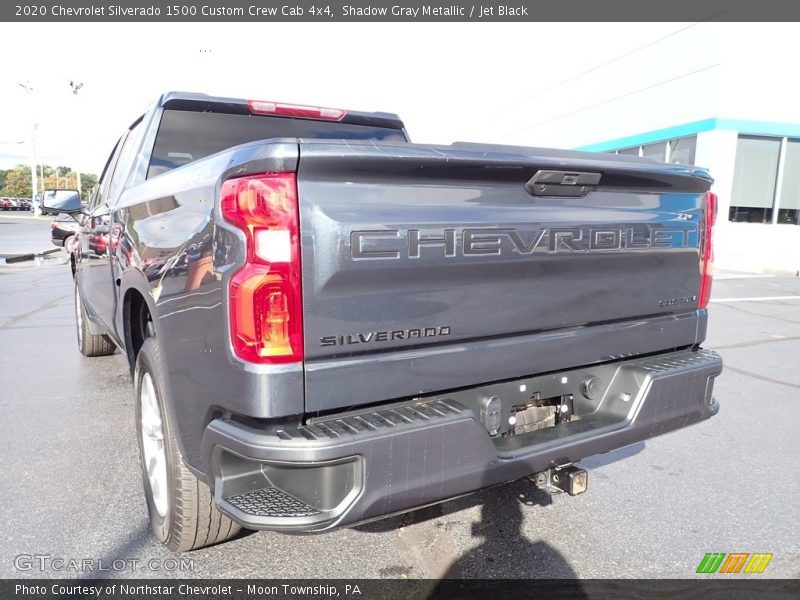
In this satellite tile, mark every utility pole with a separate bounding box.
[69,80,85,198]
[18,82,39,215]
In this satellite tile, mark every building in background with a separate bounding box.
[498,23,800,274]
[578,119,800,274]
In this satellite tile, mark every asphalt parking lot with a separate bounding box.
[1,214,799,580]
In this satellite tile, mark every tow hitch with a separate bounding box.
[530,464,588,496]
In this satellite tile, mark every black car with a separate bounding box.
[50,214,80,247]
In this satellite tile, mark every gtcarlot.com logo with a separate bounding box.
[696,552,773,574]
[14,554,194,573]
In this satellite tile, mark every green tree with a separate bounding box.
[79,173,97,202]
[1,163,98,200]
[4,167,32,197]
[42,166,75,190]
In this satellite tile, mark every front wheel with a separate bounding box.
[134,338,241,552]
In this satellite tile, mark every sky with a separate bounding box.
[0,22,798,176]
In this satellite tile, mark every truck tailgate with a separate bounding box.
[296,141,712,414]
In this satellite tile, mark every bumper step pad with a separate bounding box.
[226,487,321,518]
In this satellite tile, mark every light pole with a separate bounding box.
[69,80,85,197]
[18,82,40,216]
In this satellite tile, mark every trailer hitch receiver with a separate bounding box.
[531,464,588,496]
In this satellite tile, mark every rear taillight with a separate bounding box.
[247,99,346,122]
[221,173,303,364]
[698,191,717,309]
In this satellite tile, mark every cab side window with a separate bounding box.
[91,137,124,214]
[107,120,143,206]
[90,117,143,213]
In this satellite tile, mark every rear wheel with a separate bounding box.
[134,338,241,552]
[75,281,115,356]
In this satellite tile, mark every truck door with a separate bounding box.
[81,119,142,336]
[76,138,123,334]
[104,119,143,334]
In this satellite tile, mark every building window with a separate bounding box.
[777,138,800,225]
[729,136,781,224]
[618,147,640,156]
[642,142,667,162]
[611,136,696,164]
[669,137,696,165]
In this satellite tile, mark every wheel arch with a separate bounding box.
[120,269,161,375]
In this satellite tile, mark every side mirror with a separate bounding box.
[41,189,82,214]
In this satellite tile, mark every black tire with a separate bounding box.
[134,338,241,552]
[75,281,116,357]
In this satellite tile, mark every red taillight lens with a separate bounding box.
[247,99,346,122]
[698,191,717,309]
[221,173,303,364]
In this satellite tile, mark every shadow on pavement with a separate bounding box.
[434,480,584,580]
[426,478,589,598]
[358,475,588,592]
[77,523,153,580]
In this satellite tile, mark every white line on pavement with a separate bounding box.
[715,274,776,280]
[712,295,800,303]
[0,214,50,221]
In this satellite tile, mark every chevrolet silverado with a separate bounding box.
[44,92,722,551]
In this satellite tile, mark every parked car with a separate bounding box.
[51,214,81,248]
[0,197,10,210]
[44,91,722,552]
[3,198,21,210]
[17,198,31,211]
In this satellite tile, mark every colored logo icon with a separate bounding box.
[696,552,773,574]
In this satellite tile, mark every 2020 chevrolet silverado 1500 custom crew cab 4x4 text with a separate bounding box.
[44,92,722,551]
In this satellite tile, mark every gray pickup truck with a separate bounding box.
[45,92,722,551]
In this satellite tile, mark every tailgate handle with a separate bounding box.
[525,170,601,198]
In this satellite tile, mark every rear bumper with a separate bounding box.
[201,348,722,532]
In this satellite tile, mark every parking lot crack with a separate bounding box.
[724,365,800,390]
[0,296,65,329]
[716,335,800,350]
[717,302,800,326]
